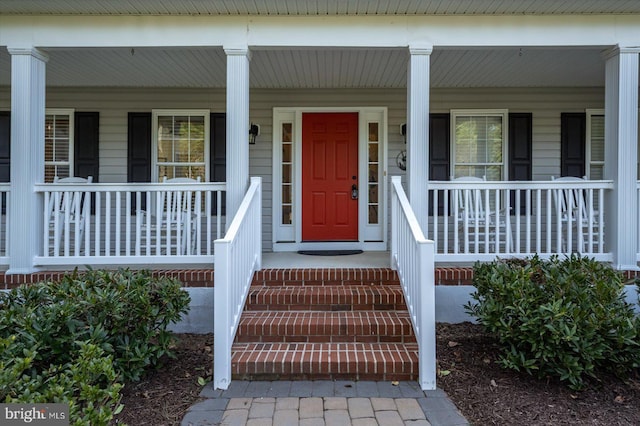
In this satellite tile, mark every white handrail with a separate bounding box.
[213,177,262,390]
[390,176,436,390]
[426,179,613,262]
[35,182,226,265]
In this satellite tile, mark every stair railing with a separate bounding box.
[213,177,262,390]
[390,176,436,390]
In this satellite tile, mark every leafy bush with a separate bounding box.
[466,255,640,390]
[0,269,191,424]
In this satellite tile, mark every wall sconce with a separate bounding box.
[249,123,260,145]
[400,123,406,144]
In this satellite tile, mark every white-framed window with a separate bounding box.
[152,110,210,182]
[45,108,74,183]
[451,109,508,181]
[586,109,604,180]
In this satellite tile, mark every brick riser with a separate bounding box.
[232,268,419,382]
[236,311,417,344]
[231,342,419,382]
[246,286,407,311]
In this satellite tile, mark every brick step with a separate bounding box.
[245,285,407,311]
[252,268,401,287]
[236,311,416,343]
[231,342,419,382]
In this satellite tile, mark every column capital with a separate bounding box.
[602,45,640,60]
[224,45,251,58]
[408,43,433,56]
[7,47,49,62]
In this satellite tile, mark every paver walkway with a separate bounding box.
[182,381,469,426]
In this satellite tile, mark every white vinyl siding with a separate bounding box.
[0,86,606,252]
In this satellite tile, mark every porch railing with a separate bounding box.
[390,176,436,390]
[34,182,226,265]
[214,177,262,390]
[426,179,613,262]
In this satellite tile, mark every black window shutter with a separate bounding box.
[508,113,533,214]
[127,112,152,211]
[0,111,9,183]
[210,113,226,214]
[0,112,9,215]
[74,112,99,181]
[429,113,450,215]
[560,112,586,178]
[127,112,152,183]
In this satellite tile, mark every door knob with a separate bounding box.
[351,184,358,200]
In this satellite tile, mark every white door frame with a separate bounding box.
[272,106,388,252]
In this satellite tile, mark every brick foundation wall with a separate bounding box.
[1,267,638,290]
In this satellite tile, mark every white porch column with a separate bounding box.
[603,46,639,270]
[407,44,432,233]
[224,45,251,225]
[7,47,48,274]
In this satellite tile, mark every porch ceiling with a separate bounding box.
[2,0,640,16]
[0,46,609,89]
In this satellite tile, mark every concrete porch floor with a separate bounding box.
[262,251,391,268]
[261,251,470,269]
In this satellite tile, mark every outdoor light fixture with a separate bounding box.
[400,123,406,143]
[249,123,260,145]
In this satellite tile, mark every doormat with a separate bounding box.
[297,250,363,256]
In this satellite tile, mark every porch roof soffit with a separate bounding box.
[0,46,611,89]
[2,0,640,16]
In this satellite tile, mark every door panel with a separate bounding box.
[302,112,358,241]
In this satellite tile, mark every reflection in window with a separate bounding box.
[452,111,506,180]
[155,112,207,181]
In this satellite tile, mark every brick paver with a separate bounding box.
[181,381,469,426]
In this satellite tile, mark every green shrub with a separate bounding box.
[0,268,191,424]
[466,255,640,390]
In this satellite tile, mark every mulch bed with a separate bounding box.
[112,323,640,425]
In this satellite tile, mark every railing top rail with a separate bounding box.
[391,176,429,244]
[0,183,10,190]
[426,179,614,190]
[34,181,227,192]
[218,177,261,243]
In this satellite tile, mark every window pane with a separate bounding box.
[282,185,292,204]
[282,205,292,225]
[369,184,378,203]
[368,143,378,162]
[454,113,504,180]
[282,143,292,162]
[54,141,69,162]
[368,123,379,142]
[45,139,54,162]
[590,115,605,162]
[156,112,208,182]
[368,205,378,224]
[282,164,292,183]
[369,164,378,183]
[55,121,69,139]
[282,123,292,143]
[590,165,604,180]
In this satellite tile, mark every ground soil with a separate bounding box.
[112,323,640,425]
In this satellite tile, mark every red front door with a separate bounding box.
[302,112,359,241]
